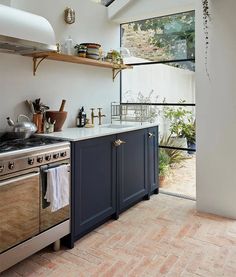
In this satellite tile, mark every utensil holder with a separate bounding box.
[33,113,43,133]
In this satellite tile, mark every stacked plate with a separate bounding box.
[80,43,101,60]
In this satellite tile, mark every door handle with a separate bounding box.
[0,172,39,188]
[148,132,155,138]
[113,139,126,147]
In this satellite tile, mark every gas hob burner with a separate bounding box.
[0,135,65,154]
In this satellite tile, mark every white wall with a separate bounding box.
[122,60,195,142]
[109,0,195,23]
[0,0,120,131]
[196,0,236,219]
[0,0,10,6]
[122,62,195,103]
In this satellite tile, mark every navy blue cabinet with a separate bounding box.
[116,129,148,212]
[71,126,158,243]
[147,126,159,195]
[72,135,117,240]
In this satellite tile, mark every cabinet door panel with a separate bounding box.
[73,135,116,238]
[148,126,158,194]
[118,129,148,211]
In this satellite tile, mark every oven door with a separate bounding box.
[0,170,40,254]
[40,161,70,232]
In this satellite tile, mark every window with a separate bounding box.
[121,11,195,64]
[120,10,195,133]
[120,11,196,199]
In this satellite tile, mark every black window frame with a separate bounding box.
[103,0,115,7]
[119,10,196,152]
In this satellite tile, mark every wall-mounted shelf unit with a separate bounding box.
[25,52,132,80]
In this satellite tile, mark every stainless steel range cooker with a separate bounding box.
[0,136,71,272]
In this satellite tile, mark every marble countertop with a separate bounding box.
[39,122,158,142]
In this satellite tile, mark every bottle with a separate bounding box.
[64,36,73,55]
[77,107,86,127]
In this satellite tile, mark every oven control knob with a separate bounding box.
[37,157,43,163]
[45,155,51,161]
[60,151,67,158]
[53,153,59,159]
[28,158,34,165]
[0,165,4,173]
[8,162,14,170]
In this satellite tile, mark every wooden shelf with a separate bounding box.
[25,52,132,80]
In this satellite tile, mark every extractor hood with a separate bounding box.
[0,5,56,54]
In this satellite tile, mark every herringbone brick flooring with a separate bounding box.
[2,194,236,277]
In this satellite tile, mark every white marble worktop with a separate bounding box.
[39,122,158,142]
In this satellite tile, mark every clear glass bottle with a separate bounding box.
[64,36,73,55]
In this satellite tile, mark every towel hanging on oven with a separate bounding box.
[44,164,70,212]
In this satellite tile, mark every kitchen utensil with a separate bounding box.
[33,98,41,113]
[25,100,35,114]
[32,98,49,114]
[6,114,37,139]
[59,99,66,112]
[46,111,67,132]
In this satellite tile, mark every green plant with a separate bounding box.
[74,44,87,51]
[181,119,196,144]
[131,11,195,60]
[136,90,160,122]
[106,50,123,64]
[160,135,188,166]
[159,149,170,177]
[124,90,161,123]
[202,0,211,77]
[163,101,192,137]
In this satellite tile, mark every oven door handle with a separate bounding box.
[0,172,39,188]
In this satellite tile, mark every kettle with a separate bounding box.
[6,114,37,139]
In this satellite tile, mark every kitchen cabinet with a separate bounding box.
[72,135,117,240]
[117,129,148,212]
[147,126,159,195]
[71,126,158,242]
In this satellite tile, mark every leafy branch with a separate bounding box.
[202,0,211,77]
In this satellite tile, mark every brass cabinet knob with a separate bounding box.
[148,132,155,138]
[113,139,126,147]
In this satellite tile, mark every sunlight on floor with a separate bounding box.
[159,155,196,199]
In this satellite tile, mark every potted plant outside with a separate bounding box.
[163,102,192,148]
[159,149,170,187]
[181,119,196,154]
[159,135,189,187]
[160,135,188,166]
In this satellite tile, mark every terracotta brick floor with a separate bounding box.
[2,194,236,277]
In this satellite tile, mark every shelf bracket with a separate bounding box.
[33,56,47,76]
[112,68,122,81]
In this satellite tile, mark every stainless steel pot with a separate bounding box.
[6,114,37,139]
